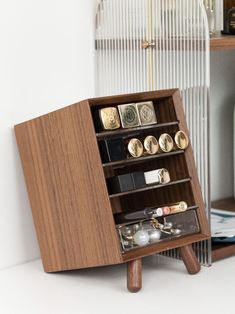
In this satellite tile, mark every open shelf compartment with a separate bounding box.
[89,89,210,258]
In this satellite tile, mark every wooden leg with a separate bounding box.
[179,244,201,275]
[127,258,142,292]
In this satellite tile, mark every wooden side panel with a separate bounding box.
[172,90,210,237]
[15,101,122,272]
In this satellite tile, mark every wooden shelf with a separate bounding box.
[96,121,179,140]
[96,34,235,53]
[211,198,235,262]
[109,178,191,198]
[103,149,184,168]
[211,197,235,212]
[210,34,235,51]
[212,243,235,262]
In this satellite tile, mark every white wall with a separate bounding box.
[210,50,235,201]
[0,0,97,270]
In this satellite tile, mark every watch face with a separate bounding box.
[127,138,144,158]
[136,101,157,125]
[99,107,121,130]
[159,133,174,152]
[144,135,159,155]
[174,130,189,150]
[118,104,140,128]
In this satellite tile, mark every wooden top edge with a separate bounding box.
[87,89,180,106]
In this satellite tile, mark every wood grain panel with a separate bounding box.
[210,34,235,51]
[15,101,122,272]
[172,90,210,238]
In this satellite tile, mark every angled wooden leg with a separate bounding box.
[179,244,201,274]
[127,258,142,292]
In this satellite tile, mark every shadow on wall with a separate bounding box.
[6,130,40,269]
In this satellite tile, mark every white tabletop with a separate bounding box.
[0,255,234,314]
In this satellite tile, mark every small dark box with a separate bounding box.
[131,172,146,189]
[99,138,126,162]
[107,174,134,194]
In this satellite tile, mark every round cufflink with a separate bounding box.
[144,135,159,155]
[174,130,189,150]
[127,138,144,158]
[158,133,174,152]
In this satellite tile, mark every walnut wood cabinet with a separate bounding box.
[15,89,210,292]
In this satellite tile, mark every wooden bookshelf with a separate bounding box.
[211,198,235,262]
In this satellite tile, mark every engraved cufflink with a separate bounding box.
[136,101,157,126]
[143,135,159,155]
[158,133,174,152]
[174,130,189,150]
[99,107,121,130]
[118,103,140,128]
[127,138,144,158]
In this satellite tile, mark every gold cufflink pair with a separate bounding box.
[127,131,189,158]
[99,101,157,130]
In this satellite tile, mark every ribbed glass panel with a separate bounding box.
[95,0,211,265]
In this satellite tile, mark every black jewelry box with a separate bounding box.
[107,171,146,194]
[131,171,146,189]
[107,173,134,194]
[99,138,126,162]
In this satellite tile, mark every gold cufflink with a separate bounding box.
[136,101,157,126]
[174,131,189,150]
[118,104,140,128]
[144,135,159,155]
[99,107,121,130]
[127,138,144,158]
[158,133,174,152]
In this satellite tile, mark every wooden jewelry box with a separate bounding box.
[14,89,210,292]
